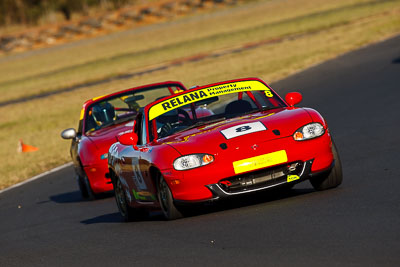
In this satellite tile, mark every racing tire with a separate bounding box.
[77,174,89,199]
[83,175,97,200]
[114,177,137,222]
[157,175,183,220]
[310,142,343,190]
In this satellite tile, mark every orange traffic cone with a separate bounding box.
[18,139,39,153]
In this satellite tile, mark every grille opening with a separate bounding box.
[218,161,304,193]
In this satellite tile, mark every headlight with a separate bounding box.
[293,123,325,141]
[173,154,214,170]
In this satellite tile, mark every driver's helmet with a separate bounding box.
[92,102,115,126]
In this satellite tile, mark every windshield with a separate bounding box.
[84,84,184,133]
[148,80,285,140]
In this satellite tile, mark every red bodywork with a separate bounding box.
[108,78,336,210]
[78,124,132,193]
[156,108,332,201]
[66,81,188,195]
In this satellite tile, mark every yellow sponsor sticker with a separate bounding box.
[264,90,273,97]
[79,108,85,120]
[233,150,288,174]
[149,80,273,120]
[287,175,300,182]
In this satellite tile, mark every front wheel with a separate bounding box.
[310,142,343,190]
[83,175,97,200]
[114,177,137,222]
[157,175,183,220]
[76,174,89,199]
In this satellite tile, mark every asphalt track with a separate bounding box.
[1,35,400,266]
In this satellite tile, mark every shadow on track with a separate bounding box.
[80,186,316,224]
[81,212,122,224]
[81,211,166,224]
[49,190,113,203]
[392,56,400,64]
[183,187,316,218]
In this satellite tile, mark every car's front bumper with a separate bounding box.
[84,163,113,193]
[206,159,313,198]
[163,133,334,202]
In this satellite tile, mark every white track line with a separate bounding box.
[0,162,73,195]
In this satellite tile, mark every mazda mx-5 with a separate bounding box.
[108,78,342,220]
[61,81,188,199]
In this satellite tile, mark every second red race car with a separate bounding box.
[61,81,188,199]
[108,78,343,220]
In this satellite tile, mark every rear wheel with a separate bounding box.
[157,174,183,220]
[114,177,137,222]
[310,142,343,190]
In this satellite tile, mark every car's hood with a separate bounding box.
[161,108,312,155]
[86,120,134,149]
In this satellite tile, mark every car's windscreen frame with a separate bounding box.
[144,79,287,142]
[82,83,186,134]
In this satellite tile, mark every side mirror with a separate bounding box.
[118,132,138,149]
[285,92,302,107]
[61,128,77,139]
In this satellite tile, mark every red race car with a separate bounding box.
[108,78,343,220]
[61,81,188,199]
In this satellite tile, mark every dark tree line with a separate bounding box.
[0,0,132,26]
